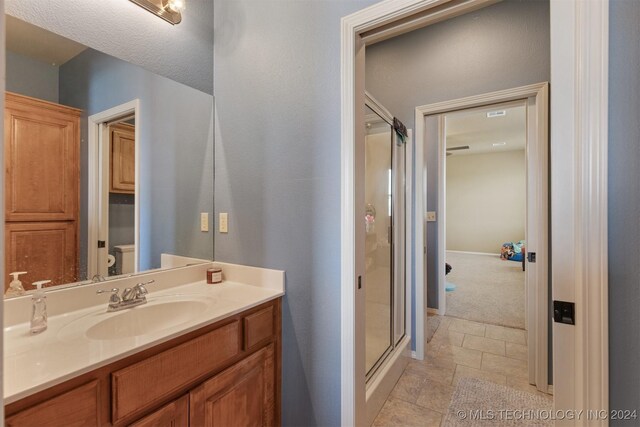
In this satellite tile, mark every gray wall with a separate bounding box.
[108,193,135,254]
[365,0,550,311]
[59,48,214,274]
[6,50,58,102]
[608,0,640,421]
[6,0,213,94]
[213,1,376,425]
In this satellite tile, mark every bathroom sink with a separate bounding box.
[86,300,208,340]
[58,295,214,342]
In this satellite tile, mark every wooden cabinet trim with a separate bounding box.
[112,320,240,422]
[244,306,274,350]
[6,92,82,116]
[6,380,100,427]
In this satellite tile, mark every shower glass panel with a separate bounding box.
[364,105,394,375]
[393,130,406,346]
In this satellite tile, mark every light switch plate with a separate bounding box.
[219,213,228,233]
[426,211,437,222]
[200,213,209,232]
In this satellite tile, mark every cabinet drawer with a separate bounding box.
[6,381,100,427]
[244,306,274,350]
[129,395,188,427]
[112,321,240,422]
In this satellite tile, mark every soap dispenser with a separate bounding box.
[30,280,51,334]
[5,271,27,297]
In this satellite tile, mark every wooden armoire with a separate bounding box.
[4,92,82,291]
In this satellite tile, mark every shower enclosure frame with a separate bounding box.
[363,92,413,424]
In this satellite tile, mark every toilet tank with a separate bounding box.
[114,244,135,275]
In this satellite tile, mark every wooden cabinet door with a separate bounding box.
[4,94,80,222]
[129,395,189,427]
[190,345,275,427]
[5,221,77,289]
[110,123,135,194]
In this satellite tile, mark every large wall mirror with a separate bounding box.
[4,15,214,296]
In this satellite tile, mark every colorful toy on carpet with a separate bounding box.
[500,240,525,262]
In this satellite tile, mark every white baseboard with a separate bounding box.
[446,250,500,257]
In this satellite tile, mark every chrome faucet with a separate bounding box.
[96,280,155,312]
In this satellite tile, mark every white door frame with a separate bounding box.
[341,1,608,425]
[87,99,140,278]
[413,83,549,393]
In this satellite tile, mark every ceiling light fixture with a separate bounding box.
[492,142,507,147]
[487,110,507,118]
[165,0,186,13]
[129,0,184,25]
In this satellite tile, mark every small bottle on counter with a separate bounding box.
[30,280,51,334]
[5,271,28,297]
[207,267,223,284]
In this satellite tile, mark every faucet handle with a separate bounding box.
[134,280,154,297]
[97,288,121,304]
[96,287,119,295]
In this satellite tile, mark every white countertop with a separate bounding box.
[4,262,285,404]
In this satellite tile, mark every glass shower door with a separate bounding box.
[364,97,407,380]
[364,105,394,376]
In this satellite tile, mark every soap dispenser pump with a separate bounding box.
[30,280,51,334]
[5,271,27,297]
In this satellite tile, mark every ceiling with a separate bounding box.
[6,15,87,66]
[445,102,526,156]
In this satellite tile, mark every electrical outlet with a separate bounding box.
[219,213,228,233]
[426,211,437,222]
[200,213,209,232]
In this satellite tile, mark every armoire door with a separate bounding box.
[5,221,77,289]
[4,93,80,222]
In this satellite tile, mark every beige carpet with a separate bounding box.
[443,378,552,426]
[445,252,525,329]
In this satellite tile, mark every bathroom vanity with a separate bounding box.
[4,262,285,426]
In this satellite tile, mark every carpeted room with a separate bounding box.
[443,103,527,330]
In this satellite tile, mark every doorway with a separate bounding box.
[87,100,140,280]
[441,101,528,328]
[415,83,549,392]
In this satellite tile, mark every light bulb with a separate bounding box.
[166,0,186,13]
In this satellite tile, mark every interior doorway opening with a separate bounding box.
[441,101,527,329]
[87,100,140,281]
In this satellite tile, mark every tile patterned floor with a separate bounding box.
[372,316,551,427]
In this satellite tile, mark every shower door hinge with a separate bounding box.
[97,240,106,248]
